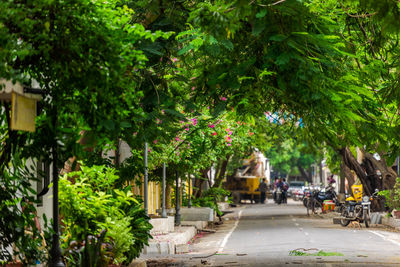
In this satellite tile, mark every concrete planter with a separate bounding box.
[149,216,174,235]
[142,226,196,255]
[392,210,400,219]
[180,207,214,222]
[381,215,400,230]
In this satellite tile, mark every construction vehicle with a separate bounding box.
[226,152,270,204]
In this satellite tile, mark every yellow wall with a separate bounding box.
[131,177,192,216]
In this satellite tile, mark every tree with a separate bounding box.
[0,0,169,262]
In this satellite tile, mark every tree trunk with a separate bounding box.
[319,161,323,184]
[213,155,230,188]
[298,165,312,183]
[340,147,397,211]
[339,147,371,196]
[339,162,346,194]
[193,169,208,198]
[363,152,396,190]
[341,161,355,193]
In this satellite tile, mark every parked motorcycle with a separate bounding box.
[306,185,339,215]
[339,185,379,228]
[302,188,312,207]
[276,187,282,204]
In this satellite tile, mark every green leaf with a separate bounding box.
[101,119,115,131]
[120,121,132,128]
[256,9,267,19]
[220,39,234,51]
[178,44,194,55]
[252,19,265,36]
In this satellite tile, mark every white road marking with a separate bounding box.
[369,230,400,247]
[295,223,299,226]
[217,209,243,253]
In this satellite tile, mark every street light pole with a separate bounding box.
[144,142,149,215]
[188,173,192,208]
[49,106,64,267]
[175,170,181,226]
[161,163,167,218]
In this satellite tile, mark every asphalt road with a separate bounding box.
[187,200,400,267]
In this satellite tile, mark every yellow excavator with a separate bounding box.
[226,153,269,204]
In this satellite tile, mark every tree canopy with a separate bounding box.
[2,0,400,262]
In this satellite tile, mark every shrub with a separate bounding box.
[378,177,400,211]
[190,187,231,216]
[59,164,152,265]
[0,158,47,265]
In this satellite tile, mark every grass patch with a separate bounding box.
[289,250,344,257]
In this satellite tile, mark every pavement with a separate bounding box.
[140,199,400,266]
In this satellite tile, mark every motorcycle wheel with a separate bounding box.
[303,198,308,207]
[306,198,313,216]
[340,218,351,227]
[277,194,282,205]
[364,212,370,228]
[313,200,323,214]
[340,207,350,227]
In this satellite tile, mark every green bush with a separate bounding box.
[59,164,152,265]
[190,187,231,216]
[378,177,400,211]
[0,157,47,265]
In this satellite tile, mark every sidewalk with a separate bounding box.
[142,226,197,255]
[139,203,245,266]
[142,204,232,256]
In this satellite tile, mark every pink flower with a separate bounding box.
[192,87,195,91]
[176,137,180,141]
[161,109,165,114]
[227,143,231,146]
[191,118,198,126]
[226,136,232,141]
[148,148,151,152]
[153,140,158,144]
[185,128,189,132]
[177,151,180,156]
[228,131,232,135]
[212,132,217,136]
[172,57,178,63]
[156,118,162,124]
[220,97,227,101]
[208,123,215,128]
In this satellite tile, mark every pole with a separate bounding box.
[49,109,64,267]
[144,142,148,215]
[188,173,192,208]
[161,163,167,218]
[175,170,181,226]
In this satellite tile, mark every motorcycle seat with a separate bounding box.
[347,201,358,206]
